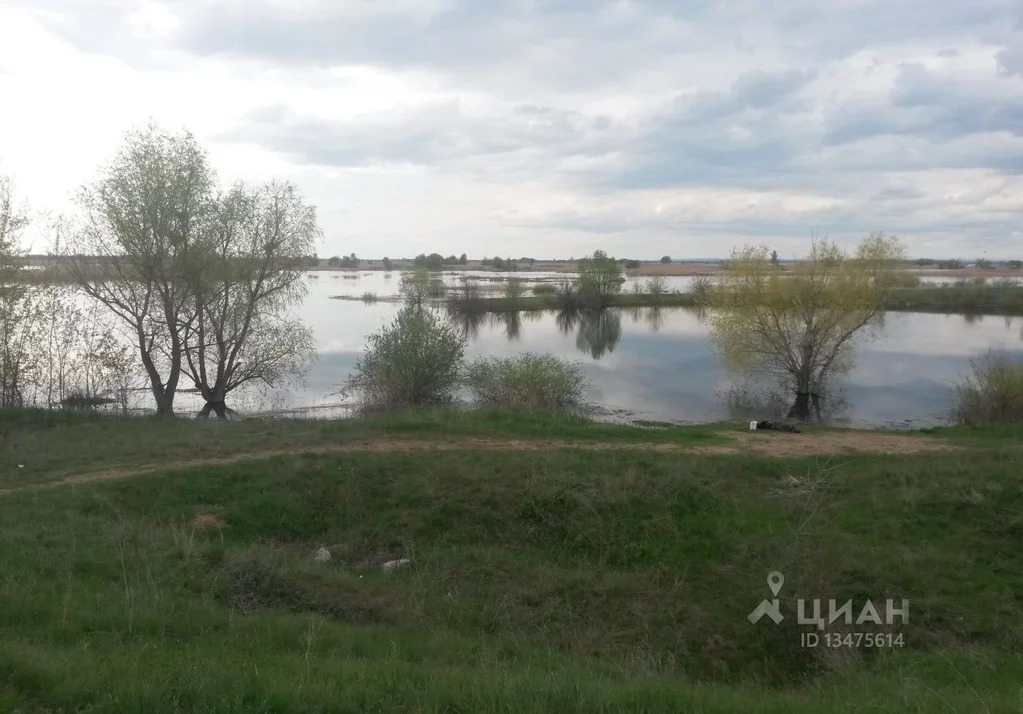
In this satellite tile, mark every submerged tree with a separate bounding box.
[181,182,318,418]
[709,233,904,421]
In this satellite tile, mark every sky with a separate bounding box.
[0,0,1021,260]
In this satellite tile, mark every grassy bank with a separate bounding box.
[447,292,702,312]
[0,409,1020,711]
[449,283,1023,315]
[884,283,1023,314]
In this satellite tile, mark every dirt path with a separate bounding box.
[0,431,955,496]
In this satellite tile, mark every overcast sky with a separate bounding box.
[1,1,1021,259]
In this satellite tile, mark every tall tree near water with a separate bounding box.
[710,233,904,421]
[63,124,320,418]
[64,125,215,416]
[181,181,318,417]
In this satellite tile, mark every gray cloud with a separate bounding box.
[232,101,616,168]
[7,0,1023,256]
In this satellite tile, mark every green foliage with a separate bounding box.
[531,283,557,296]
[381,256,392,271]
[710,234,906,420]
[399,267,433,305]
[690,275,715,304]
[342,305,466,408]
[503,277,525,301]
[954,350,1023,425]
[644,276,669,297]
[660,255,672,264]
[573,250,625,305]
[413,253,446,270]
[883,283,1023,314]
[465,353,589,411]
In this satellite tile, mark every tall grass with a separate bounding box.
[465,353,589,411]
[954,350,1023,425]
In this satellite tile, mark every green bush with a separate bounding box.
[645,276,668,296]
[465,353,589,411]
[531,283,557,296]
[343,305,466,408]
[504,278,525,301]
[954,351,1023,425]
[573,251,624,306]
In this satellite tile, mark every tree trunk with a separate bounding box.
[152,389,175,417]
[787,391,812,421]
[198,386,230,419]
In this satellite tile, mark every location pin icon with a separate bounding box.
[767,571,784,597]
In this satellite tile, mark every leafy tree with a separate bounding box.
[709,233,905,421]
[62,124,318,417]
[770,250,779,265]
[660,255,672,264]
[382,256,392,271]
[458,253,467,265]
[63,125,216,416]
[623,260,641,270]
[181,181,318,418]
[399,266,433,305]
[574,250,625,305]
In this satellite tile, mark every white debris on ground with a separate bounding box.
[381,558,410,573]
[313,546,331,563]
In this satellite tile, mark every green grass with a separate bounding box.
[0,407,731,490]
[0,412,1021,710]
[884,284,1023,314]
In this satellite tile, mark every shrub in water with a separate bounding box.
[465,353,589,411]
[343,305,466,408]
[954,350,1023,425]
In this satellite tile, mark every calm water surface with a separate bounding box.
[260,276,1023,428]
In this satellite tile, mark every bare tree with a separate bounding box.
[61,125,216,416]
[182,181,318,418]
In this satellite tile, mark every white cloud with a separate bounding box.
[1,0,1022,258]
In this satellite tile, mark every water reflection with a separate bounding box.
[574,309,622,359]
[174,278,1023,427]
[447,307,488,340]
